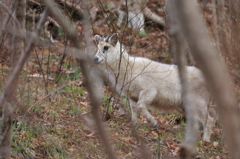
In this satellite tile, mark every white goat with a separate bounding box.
[93,33,216,142]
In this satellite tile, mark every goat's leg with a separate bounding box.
[129,99,138,124]
[137,89,158,126]
[197,99,217,142]
[202,106,217,142]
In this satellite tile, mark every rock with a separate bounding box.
[213,141,219,148]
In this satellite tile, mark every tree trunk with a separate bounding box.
[11,0,26,70]
[174,1,240,158]
[0,0,14,64]
[0,0,26,158]
[167,1,199,158]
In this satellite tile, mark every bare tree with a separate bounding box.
[166,1,199,158]
[0,0,17,68]
[0,6,49,159]
[173,1,240,159]
[0,0,26,158]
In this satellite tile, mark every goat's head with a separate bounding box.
[93,33,119,65]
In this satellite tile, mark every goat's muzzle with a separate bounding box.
[93,56,100,64]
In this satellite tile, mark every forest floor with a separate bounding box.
[0,0,233,158]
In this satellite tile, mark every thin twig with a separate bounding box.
[0,26,85,60]
[0,1,22,40]
[0,8,49,110]
[0,7,49,158]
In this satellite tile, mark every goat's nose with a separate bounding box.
[93,56,99,63]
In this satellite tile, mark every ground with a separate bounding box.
[0,0,234,158]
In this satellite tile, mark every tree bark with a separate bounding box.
[0,0,15,64]
[11,0,26,69]
[174,1,240,159]
[167,1,199,158]
[0,1,26,158]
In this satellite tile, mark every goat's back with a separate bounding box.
[126,57,208,107]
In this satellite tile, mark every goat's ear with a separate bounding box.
[94,35,102,45]
[108,33,118,46]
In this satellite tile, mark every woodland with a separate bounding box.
[0,0,240,159]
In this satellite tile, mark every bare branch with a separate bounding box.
[28,0,41,6]
[56,0,83,17]
[0,1,21,29]
[0,7,49,158]
[200,0,210,8]
[143,6,165,26]
[0,25,85,61]
[43,0,117,158]
[0,8,49,111]
[82,7,118,158]
[0,1,21,43]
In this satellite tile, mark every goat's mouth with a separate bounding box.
[94,60,103,64]
[93,57,103,64]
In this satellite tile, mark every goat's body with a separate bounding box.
[94,34,216,142]
[106,57,183,105]
[101,51,209,116]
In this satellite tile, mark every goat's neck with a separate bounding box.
[105,50,133,90]
[108,50,131,75]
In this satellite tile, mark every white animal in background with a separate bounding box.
[116,0,165,32]
[93,33,216,142]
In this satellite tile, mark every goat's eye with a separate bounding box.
[103,46,109,51]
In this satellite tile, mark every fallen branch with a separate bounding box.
[143,6,165,26]
[56,0,83,18]
[0,26,85,60]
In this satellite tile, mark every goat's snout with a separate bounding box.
[93,56,100,64]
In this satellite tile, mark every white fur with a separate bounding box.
[93,34,216,142]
